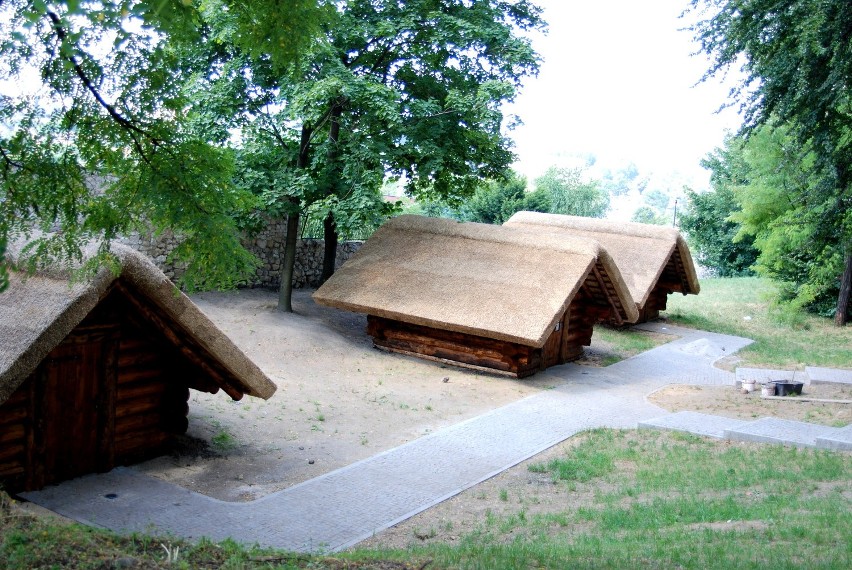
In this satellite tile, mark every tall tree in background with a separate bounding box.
[680,137,759,277]
[689,0,852,325]
[238,0,545,311]
[459,171,549,224]
[0,0,324,292]
[534,166,609,218]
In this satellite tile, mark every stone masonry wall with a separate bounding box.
[121,222,362,289]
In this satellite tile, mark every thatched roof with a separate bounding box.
[313,215,637,347]
[503,212,700,314]
[0,243,276,405]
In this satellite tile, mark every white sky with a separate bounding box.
[505,0,743,190]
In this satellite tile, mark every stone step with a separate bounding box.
[638,411,751,439]
[723,417,842,448]
[806,366,852,385]
[815,424,852,451]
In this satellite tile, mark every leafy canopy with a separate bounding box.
[0,0,324,291]
[534,166,609,219]
[689,0,852,322]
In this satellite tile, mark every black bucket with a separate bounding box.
[774,382,803,396]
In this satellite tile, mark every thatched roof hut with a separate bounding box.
[314,215,637,377]
[504,211,700,322]
[0,243,275,492]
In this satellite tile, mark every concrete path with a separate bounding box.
[19,324,849,552]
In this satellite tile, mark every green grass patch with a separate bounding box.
[393,429,852,569]
[666,277,852,369]
[3,429,850,569]
[585,326,673,366]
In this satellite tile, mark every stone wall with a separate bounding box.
[121,223,362,289]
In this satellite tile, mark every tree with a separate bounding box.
[461,172,538,224]
[232,0,545,310]
[728,124,845,315]
[689,0,852,324]
[679,139,758,276]
[0,0,325,292]
[534,166,609,218]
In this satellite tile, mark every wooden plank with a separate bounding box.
[117,378,171,399]
[98,330,119,473]
[368,316,542,376]
[26,365,46,491]
[118,346,163,370]
[115,281,246,401]
[115,411,188,436]
[0,443,25,463]
[761,395,852,404]
[0,424,24,444]
[116,367,166,385]
[3,387,28,406]
[590,263,624,326]
[0,404,27,426]
[0,461,25,477]
[114,431,173,461]
[374,346,521,378]
[116,396,189,419]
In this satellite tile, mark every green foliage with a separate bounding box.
[601,162,646,196]
[688,0,852,322]
[630,206,666,226]
[730,125,844,313]
[458,171,550,224]
[534,166,609,218]
[459,172,528,224]
[679,136,759,276]
[0,0,323,291]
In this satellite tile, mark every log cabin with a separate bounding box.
[313,215,638,378]
[504,212,700,323]
[0,244,276,493]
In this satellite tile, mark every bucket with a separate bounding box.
[775,382,803,396]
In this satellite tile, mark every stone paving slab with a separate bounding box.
[22,385,662,553]
[638,411,751,439]
[815,425,852,452]
[18,325,763,553]
[723,417,842,448]
[806,366,852,385]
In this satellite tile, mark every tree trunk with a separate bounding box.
[320,211,338,284]
[835,252,852,326]
[320,100,343,282]
[278,205,300,312]
[278,123,312,312]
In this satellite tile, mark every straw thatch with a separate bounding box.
[504,212,700,319]
[0,243,276,405]
[313,215,637,348]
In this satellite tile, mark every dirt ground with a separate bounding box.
[123,288,850,548]
[135,288,564,502]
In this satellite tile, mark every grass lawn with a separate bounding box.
[665,277,852,369]
[3,429,849,569]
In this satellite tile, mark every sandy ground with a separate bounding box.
[135,288,564,502]
[125,287,850,549]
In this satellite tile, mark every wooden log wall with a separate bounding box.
[114,330,191,464]
[367,316,544,378]
[367,289,604,378]
[0,283,225,493]
[0,387,29,491]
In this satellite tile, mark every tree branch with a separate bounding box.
[46,10,151,140]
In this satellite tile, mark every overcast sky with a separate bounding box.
[505,0,743,189]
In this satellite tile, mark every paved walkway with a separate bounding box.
[20,324,851,552]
